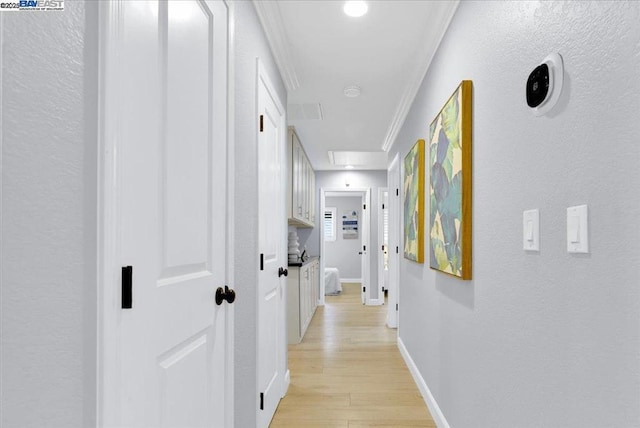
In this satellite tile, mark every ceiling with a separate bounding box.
[254,0,459,171]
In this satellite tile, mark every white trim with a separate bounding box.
[224,1,236,426]
[377,187,388,307]
[386,154,400,329]
[339,278,363,284]
[252,1,299,92]
[381,1,460,152]
[256,61,286,115]
[319,188,326,306]
[397,337,450,428]
[97,2,124,424]
[362,188,371,305]
[282,369,290,398]
[320,187,373,306]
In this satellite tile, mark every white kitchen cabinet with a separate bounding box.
[305,159,316,224]
[287,257,320,344]
[287,127,315,228]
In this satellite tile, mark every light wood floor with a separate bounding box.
[270,283,436,427]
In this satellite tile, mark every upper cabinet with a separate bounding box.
[287,128,315,228]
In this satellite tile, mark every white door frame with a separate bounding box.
[377,187,388,306]
[319,187,371,306]
[387,154,400,329]
[96,1,235,426]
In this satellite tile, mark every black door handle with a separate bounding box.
[278,267,288,277]
[215,285,236,305]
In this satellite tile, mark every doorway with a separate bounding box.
[386,154,401,328]
[319,188,371,306]
[378,187,389,304]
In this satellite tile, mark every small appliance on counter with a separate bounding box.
[288,231,300,264]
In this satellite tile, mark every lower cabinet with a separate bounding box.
[287,258,319,344]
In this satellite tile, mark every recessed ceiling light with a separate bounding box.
[345,165,354,169]
[343,1,368,17]
[343,85,361,98]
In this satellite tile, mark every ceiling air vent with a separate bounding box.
[288,103,324,121]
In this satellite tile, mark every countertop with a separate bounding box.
[288,255,319,267]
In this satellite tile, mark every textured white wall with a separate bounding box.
[233,2,287,427]
[391,1,640,427]
[325,196,362,279]
[1,2,99,427]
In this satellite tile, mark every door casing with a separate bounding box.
[386,154,400,329]
[376,187,389,306]
[319,187,372,306]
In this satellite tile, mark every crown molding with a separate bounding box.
[382,0,460,152]
[252,1,300,92]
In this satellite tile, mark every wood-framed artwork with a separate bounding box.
[403,139,425,263]
[428,80,472,279]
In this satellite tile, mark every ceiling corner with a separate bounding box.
[252,0,300,92]
[381,0,461,153]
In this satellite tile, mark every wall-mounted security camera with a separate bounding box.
[526,53,564,116]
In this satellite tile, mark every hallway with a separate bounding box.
[270,284,435,427]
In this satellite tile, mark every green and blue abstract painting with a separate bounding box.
[403,139,424,263]
[428,81,472,279]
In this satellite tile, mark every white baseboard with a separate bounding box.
[367,298,384,306]
[397,337,450,428]
[282,369,290,398]
[340,278,362,284]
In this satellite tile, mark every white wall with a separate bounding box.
[303,170,387,300]
[233,2,287,427]
[391,2,640,427]
[324,196,362,280]
[1,2,100,427]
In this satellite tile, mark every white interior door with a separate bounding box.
[257,61,287,428]
[361,190,371,305]
[102,1,232,426]
[379,189,389,301]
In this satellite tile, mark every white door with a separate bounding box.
[361,197,367,304]
[102,1,232,426]
[378,189,389,302]
[360,191,371,305]
[257,61,287,428]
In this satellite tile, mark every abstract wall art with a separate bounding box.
[403,139,425,263]
[428,80,473,279]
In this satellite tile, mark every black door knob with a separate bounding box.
[215,285,236,305]
[278,267,288,277]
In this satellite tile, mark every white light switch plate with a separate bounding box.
[567,205,588,253]
[523,209,539,251]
